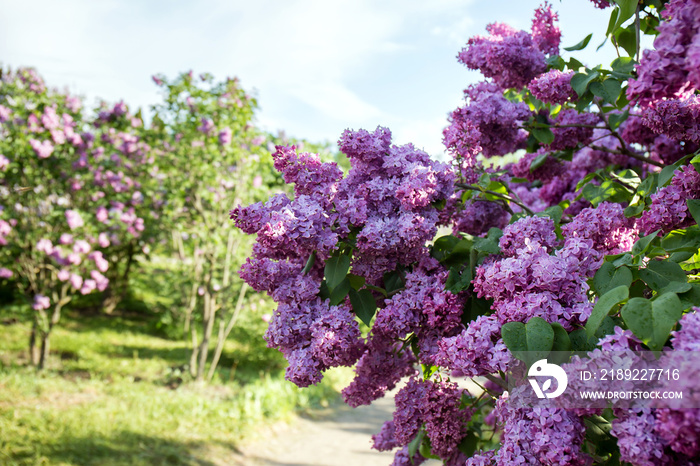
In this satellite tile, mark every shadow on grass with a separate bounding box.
[10,431,238,466]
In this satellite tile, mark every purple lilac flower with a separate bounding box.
[0,268,13,279]
[531,2,561,56]
[32,294,50,311]
[643,96,700,144]
[627,0,700,106]
[562,202,639,254]
[638,164,700,235]
[0,154,8,171]
[495,390,590,465]
[436,315,510,377]
[528,70,575,104]
[448,82,532,158]
[548,109,600,150]
[452,200,509,237]
[458,23,547,89]
[218,127,232,145]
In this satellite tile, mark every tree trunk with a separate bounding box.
[29,322,40,366]
[38,332,50,370]
[195,290,216,381]
[189,326,199,378]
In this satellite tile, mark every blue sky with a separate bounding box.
[0,0,637,156]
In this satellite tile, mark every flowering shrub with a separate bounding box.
[233,0,700,464]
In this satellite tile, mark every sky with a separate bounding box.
[0,0,636,157]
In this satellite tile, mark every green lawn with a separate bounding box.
[0,314,349,465]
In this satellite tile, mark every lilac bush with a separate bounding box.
[232,1,700,464]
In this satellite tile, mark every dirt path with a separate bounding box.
[236,394,441,466]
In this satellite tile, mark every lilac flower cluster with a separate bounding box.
[451,200,510,237]
[561,202,639,255]
[446,82,532,158]
[528,69,575,104]
[638,164,700,235]
[548,109,600,150]
[232,127,455,390]
[474,216,601,329]
[494,390,590,465]
[627,0,700,106]
[380,377,471,462]
[531,2,561,56]
[642,96,700,144]
[458,23,547,90]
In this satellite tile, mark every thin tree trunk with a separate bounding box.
[195,290,216,381]
[207,283,248,382]
[189,326,199,378]
[29,321,40,366]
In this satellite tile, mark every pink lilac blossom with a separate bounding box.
[562,202,639,254]
[29,139,54,159]
[548,109,600,150]
[447,82,532,158]
[32,294,50,311]
[528,70,575,104]
[499,216,558,257]
[531,2,561,56]
[452,200,509,237]
[638,164,700,235]
[642,96,700,144]
[495,390,590,465]
[612,408,668,466]
[0,154,9,170]
[0,268,12,278]
[436,315,510,377]
[65,210,84,230]
[218,127,232,145]
[69,273,83,291]
[627,0,700,107]
[458,23,547,89]
[341,335,417,407]
[511,151,565,183]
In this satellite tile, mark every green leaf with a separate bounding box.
[407,430,425,463]
[650,293,684,350]
[501,322,527,355]
[659,281,692,295]
[546,55,566,71]
[325,254,351,290]
[586,285,629,338]
[526,316,555,357]
[531,128,554,145]
[329,277,351,305]
[692,154,700,174]
[610,0,638,33]
[446,266,472,293]
[590,79,622,104]
[662,226,700,253]
[632,231,658,256]
[347,273,366,291]
[302,251,316,275]
[536,205,564,225]
[473,237,500,255]
[614,26,637,58]
[638,260,688,292]
[551,322,571,352]
[624,202,645,218]
[679,284,700,309]
[608,110,629,130]
[621,298,654,346]
[687,200,700,225]
[611,56,636,75]
[349,289,377,326]
[571,71,601,96]
[383,270,403,295]
[622,295,683,351]
[568,57,585,71]
[564,33,593,51]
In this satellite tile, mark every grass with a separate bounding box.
[0,312,351,465]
